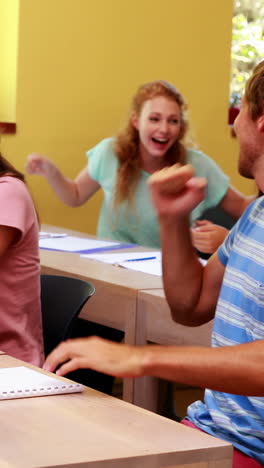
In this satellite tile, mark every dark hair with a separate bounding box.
[0,152,40,224]
[0,152,25,181]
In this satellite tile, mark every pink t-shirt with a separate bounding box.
[0,176,44,366]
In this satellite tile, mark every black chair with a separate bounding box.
[199,205,236,230]
[40,274,95,357]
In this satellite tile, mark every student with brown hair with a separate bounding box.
[0,152,44,365]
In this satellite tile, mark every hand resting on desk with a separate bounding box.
[43,335,264,396]
[43,337,146,378]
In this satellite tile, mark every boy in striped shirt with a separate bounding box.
[44,61,264,467]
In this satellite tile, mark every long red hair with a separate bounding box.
[114,80,189,207]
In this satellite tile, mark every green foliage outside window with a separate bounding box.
[230,0,264,107]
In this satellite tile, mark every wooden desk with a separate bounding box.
[0,354,232,468]
[40,225,162,403]
[134,289,213,412]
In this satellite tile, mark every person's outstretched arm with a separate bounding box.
[26,153,100,206]
[148,164,225,326]
[43,336,264,396]
[219,185,255,217]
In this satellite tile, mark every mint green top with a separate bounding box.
[87,138,229,248]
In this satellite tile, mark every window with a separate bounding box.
[230,0,264,116]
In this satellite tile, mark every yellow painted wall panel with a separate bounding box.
[0,0,19,121]
[2,0,256,235]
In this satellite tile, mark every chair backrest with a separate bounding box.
[199,205,237,230]
[41,274,95,356]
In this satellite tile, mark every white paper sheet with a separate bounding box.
[39,231,68,239]
[39,236,119,252]
[119,258,162,276]
[0,366,83,399]
[118,256,206,276]
[81,250,206,276]
[81,251,161,264]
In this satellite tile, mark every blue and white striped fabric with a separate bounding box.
[187,196,264,464]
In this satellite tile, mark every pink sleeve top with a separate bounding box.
[0,176,44,366]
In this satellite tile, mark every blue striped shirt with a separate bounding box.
[187,196,264,464]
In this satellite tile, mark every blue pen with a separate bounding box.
[39,233,68,239]
[126,256,156,262]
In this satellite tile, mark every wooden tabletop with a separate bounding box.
[0,354,232,468]
[39,226,213,409]
[136,289,213,347]
[39,224,162,403]
[40,224,162,331]
[40,224,162,288]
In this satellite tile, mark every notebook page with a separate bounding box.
[0,366,83,400]
[119,258,162,276]
[81,251,161,264]
[118,256,207,276]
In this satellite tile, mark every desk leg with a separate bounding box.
[132,294,161,411]
[134,375,160,412]
[123,300,137,404]
[134,293,180,417]
[123,378,135,404]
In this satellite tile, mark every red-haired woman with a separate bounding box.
[26,80,253,252]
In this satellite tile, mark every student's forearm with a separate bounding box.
[240,194,256,214]
[220,187,256,218]
[159,214,204,323]
[143,340,264,396]
[46,167,83,206]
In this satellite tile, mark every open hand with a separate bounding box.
[43,336,147,378]
[191,220,229,254]
[25,153,56,178]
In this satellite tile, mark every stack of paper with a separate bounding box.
[39,233,135,254]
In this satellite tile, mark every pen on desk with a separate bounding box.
[39,233,68,239]
[126,256,156,262]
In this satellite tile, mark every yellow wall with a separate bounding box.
[0,0,19,121]
[2,0,256,234]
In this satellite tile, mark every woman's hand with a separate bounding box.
[25,153,57,179]
[191,220,229,254]
[26,154,100,206]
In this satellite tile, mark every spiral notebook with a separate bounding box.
[0,366,84,400]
